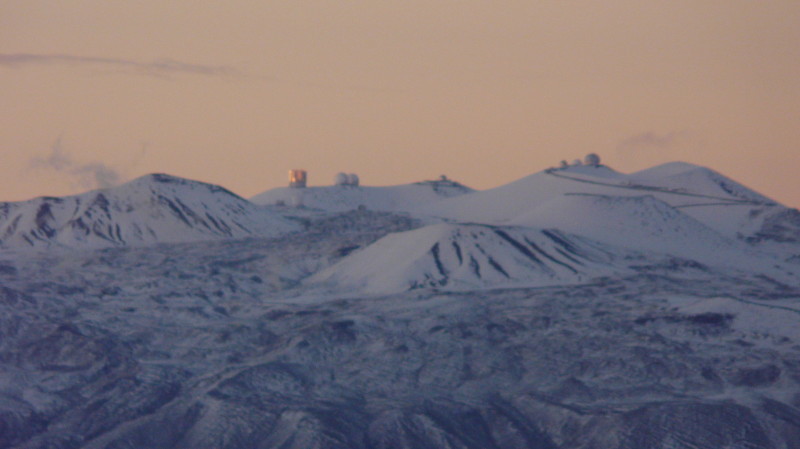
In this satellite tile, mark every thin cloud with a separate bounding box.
[616,131,689,156]
[0,53,400,91]
[0,53,237,77]
[30,137,124,190]
[70,163,121,190]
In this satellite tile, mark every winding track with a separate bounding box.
[545,169,776,207]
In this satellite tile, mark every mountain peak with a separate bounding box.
[139,173,188,184]
[309,222,625,294]
[556,163,624,179]
[124,173,243,199]
[0,173,297,249]
[630,161,704,179]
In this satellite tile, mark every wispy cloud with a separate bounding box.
[30,137,124,190]
[0,53,403,92]
[616,131,691,156]
[0,53,237,78]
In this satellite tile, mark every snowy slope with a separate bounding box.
[3,219,800,448]
[421,162,792,242]
[0,174,299,249]
[309,223,627,294]
[418,165,629,224]
[250,178,474,213]
[630,162,775,203]
[511,194,743,264]
[629,162,788,238]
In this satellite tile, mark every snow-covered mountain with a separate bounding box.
[250,177,474,213]
[420,162,797,243]
[0,174,299,249]
[2,161,800,449]
[310,223,627,294]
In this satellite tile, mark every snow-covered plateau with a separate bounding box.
[1,161,800,449]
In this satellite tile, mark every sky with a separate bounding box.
[2,1,799,206]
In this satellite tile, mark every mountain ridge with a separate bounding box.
[0,173,298,249]
[2,161,800,448]
[250,177,474,213]
[419,163,791,242]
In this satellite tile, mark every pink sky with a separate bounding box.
[2,1,799,206]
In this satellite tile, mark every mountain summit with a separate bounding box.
[420,161,792,242]
[0,173,298,249]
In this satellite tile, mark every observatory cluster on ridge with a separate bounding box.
[557,153,602,169]
[252,167,475,212]
[8,152,795,252]
[334,172,360,187]
[287,169,359,189]
[286,153,603,193]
